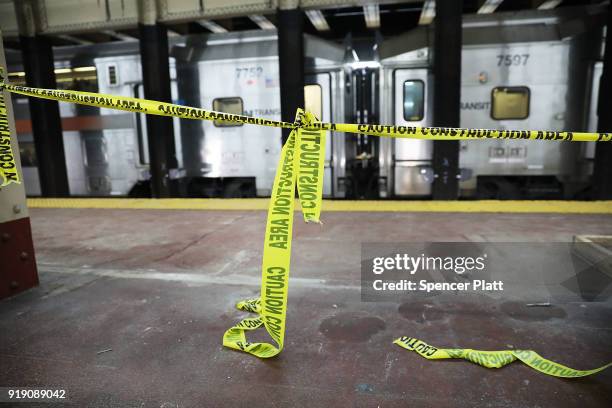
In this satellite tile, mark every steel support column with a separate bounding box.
[277,5,304,145]
[138,0,178,197]
[593,5,612,199]
[432,0,463,200]
[16,0,69,197]
[0,32,39,299]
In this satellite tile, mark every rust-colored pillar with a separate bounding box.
[0,32,39,299]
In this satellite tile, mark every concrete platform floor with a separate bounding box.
[1,208,612,407]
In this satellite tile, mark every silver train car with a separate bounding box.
[171,31,346,197]
[7,4,606,199]
[8,40,173,196]
[8,31,346,198]
[371,5,605,199]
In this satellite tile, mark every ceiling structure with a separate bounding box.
[0,0,606,51]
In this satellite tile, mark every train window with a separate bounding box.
[107,65,118,86]
[304,84,322,120]
[19,142,37,167]
[213,97,244,127]
[403,80,425,122]
[491,87,530,120]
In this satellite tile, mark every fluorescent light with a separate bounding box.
[198,20,228,33]
[349,60,381,69]
[305,10,330,32]
[477,0,504,14]
[538,0,562,10]
[419,0,436,25]
[72,67,97,72]
[249,15,275,30]
[363,4,380,29]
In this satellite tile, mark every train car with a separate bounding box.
[8,4,605,200]
[7,40,177,196]
[171,31,346,197]
[8,31,346,198]
[369,5,605,199]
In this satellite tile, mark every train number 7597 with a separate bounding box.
[496,54,529,66]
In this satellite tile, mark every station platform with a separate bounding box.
[1,200,611,407]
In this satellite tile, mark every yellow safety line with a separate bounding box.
[27,198,612,214]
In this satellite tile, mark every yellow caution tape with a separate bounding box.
[222,109,326,358]
[24,198,612,214]
[2,79,612,372]
[394,337,612,377]
[2,82,612,142]
[0,70,21,187]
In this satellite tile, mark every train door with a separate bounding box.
[584,61,602,176]
[304,73,333,197]
[345,67,380,199]
[131,60,183,195]
[12,96,43,196]
[93,55,156,196]
[133,86,182,166]
[10,64,91,196]
[392,68,433,196]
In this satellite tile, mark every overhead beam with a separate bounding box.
[0,0,435,35]
[477,0,504,14]
[419,0,436,25]
[363,4,381,29]
[249,15,276,30]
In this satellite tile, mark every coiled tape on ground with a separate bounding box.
[394,337,612,378]
[1,78,611,376]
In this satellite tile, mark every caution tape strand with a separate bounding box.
[222,110,326,358]
[1,79,611,376]
[2,81,612,142]
[394,337,612,377]
[0,71,21,187]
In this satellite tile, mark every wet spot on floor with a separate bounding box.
[500,301,566,321]
[355,383,374,394]
[319,312,385,342]
[398,301,444,323]
[398,297,499,323]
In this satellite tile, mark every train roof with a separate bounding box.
[6,29,346,71]
[379,3,606,62]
